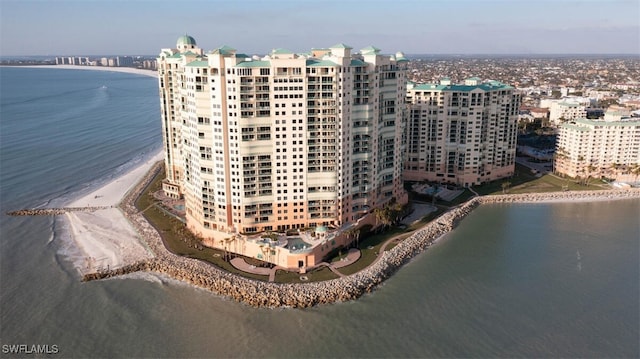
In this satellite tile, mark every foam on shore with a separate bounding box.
[5,65,157,78]
[61,151,162,274]
[83,164,640,308]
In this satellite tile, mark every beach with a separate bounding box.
[27,64,640,303]
[7,64,157,79]
[9,64,160,273]
[64,150,162,274]
[67,141,640,285]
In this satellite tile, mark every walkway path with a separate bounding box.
[230,257,273,276]
[230,247,362,282]
[229,229,423,282]
[330,248,361,269]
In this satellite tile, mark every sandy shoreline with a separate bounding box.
[87,183,638,308]
[67,150,639,275]
[63,151,162,274]
[4,64,157,78]
[32,60,638,303]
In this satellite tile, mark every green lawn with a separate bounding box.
[135,164,609,285]
[136,169,362,283]
[473,163,605,195]
[134,169,269,281]
[337,227,411,276]
[274,266,339,283]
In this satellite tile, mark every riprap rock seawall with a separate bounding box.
[85,168,640,308]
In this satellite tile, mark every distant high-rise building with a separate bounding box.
[143,59,157,70]
[116,56,134,67]
[404,78,521,187]
[157,35,408,269]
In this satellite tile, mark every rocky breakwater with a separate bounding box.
[477,188,640,204]
[7,206,113,216]
[84,163,484,308]
[368,199,481,276]
[88,164,640,308]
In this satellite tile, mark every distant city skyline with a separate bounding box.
[1,0,639,56]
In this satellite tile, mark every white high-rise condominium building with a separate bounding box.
[404,78,521,187]
[549,101,587,126]
[555,110,640,183]
[158,35,407,265]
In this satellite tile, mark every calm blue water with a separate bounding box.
[1,67,638,358]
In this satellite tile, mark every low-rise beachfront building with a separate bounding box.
[404,78,521,187]
[157,35,408,271]
[555,110,640,183]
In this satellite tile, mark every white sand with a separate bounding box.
[69,151,163,208]
[65,151,163,274]
[6,64,157,78]
[23,64,160,274]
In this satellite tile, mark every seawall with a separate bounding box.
[7,206,114,216]
[477,189,640,203]
[84,167,640,308]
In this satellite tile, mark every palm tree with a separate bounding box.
[502,181,511,194]
[391,202,404,225]
[374,206,392,232]
[585,164,597,186]
[631,164,640,183]
[574,155,587,185]
[344,227,357,248]
[344,227,362,249]
[553,147,568,175]
[373,207,384,231]
[609,162,621,178]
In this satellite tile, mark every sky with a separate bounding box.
[1,0,639,56]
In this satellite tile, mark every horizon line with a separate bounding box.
[2,53,640,59]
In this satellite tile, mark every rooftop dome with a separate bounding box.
[177,35,197,47]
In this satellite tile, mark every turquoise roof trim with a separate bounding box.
[236,60,271,68]
[186,60,209,67]
[561,124,592,131]
[210,45,236,55]
[412,84,448,91]
[272,48,293,54]
[306,59,338,67]
[330,43,352,49]
[360,45,380,54]
[562,118,640,127]
[350,59,366,66]
[411,81,514,92]
[412,81,513,92]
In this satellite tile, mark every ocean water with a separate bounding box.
[1,67,638,358]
